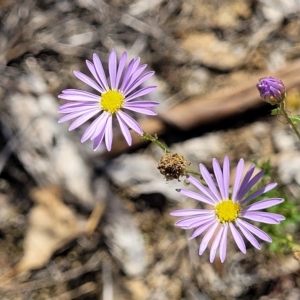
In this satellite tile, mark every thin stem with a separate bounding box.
[280,101,300,142]
[142,132,171,153]
[185,168,201,176]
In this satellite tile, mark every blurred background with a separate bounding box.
[1,0,300,299]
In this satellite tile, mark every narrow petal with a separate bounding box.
[59,102,98,113]
[189,219,216,240]
[124,106,157,115]
[58,91,99,102]
[120,58,139,92]
[212,158,226,199]
[93,53,109,90]
[104,115,113,151]
[123,100,159,107]
[219,223,228,262]
[116,113,132,146]
[236,222,261,250]
[69,109,99,131]
[123,64,147,94]
[115,52,127,89]
[124,71,154,95]
[237,170,265,200]
[93,126,106,151]
[241,211,284,224]
[232,159,244,201]
[81,113,107,143]
[186,175,218,203]
[241,183,277,204]
[229,223,246,253]
[125,86,157,101]
[223,157,230,199]
[199,222,219,255]
[244,198,284,211]
[90,112,110,140]
[200,163,221,201]
[236,219,271,242]
[73,70,102,93]
[117,110,143,135]
[170,209,213,217]
[178,189,216,205]
[175,215,214,228]
[86,60,106,92]
[235,164,255,201]
[210,226,224,263]
[108,49,117,89]
[58,109,95,123]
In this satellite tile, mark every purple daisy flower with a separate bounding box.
[58,50,158,151]
[256,77,286,105]
[171,157,285,263]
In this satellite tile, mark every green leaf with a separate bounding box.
[271,108,280,115]
[289,115,300,125]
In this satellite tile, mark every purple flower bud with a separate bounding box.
[256,77,286,105]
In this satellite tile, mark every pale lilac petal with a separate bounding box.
[123,64,147,94]
[81,113,107,143]
[241,183,277,204]
[124,71,154,95]
[124,106,157,115]
[108,50,117,89]
[116,110,143,135]
[90,112,110,140]
[58,91,99,102]
[237,170,265,200]
[210,226,224,263]
[223,157,230,199]
[175,215,214,228]
[200,163,222,201]
[170,209,213,217]
[199,222,219,255]
[232,158,244,201]
[244,198,284,211]
[236,219,271,242]
[59,102,98,113]
[178,189,216,205]
[235,164,255,200]
[186,175,218,203]
[93,126,106,151]
[93,53,109,90]
[58,110,94,123]
[125,86,157,101]
[123,100,159,107]
[189,219,216,240]
[115,52,127,89]
[69,110,99,131]
[120,58,139,91]
[241,211,282,224]
[236,222,261,250]
[104,115,113,151]
[116,113,132,145]
[212,158,226,199]
[229,223,246,253]
[59,101,94,111]
[86,60,106,92]
[73,70,103,93]
[219,223,228,262]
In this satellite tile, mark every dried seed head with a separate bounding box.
[157,153,190,181]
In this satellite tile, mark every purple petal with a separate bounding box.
[93,53,109,90]
[175,215,214,228]
[58,90,99,102]
[229,223,246,253]
[170,209,213,217]
[244,198,284,211]
[212,158,226,199]
[116,110,143,135]
[124,106,157,115]
[236,219,271,242]
[73,70,103,93]
[178,189,216,205]
[186,175,218,203]
[210,225,224,263]
[108,49,117,89]
[124,70,154,95]
[59,101,94,111]
[123,64,147,94]
[241,183,277,204]
[104,115,113,151]
[123,100,159,107]
[115,52,127,89]
[86,60,107,92]
[236,221,261,250]
[58,102,98,113]
[81,113,108,143]
[116,113,132,146]
[199,222,219,255]
[200,163,221,201]
[120,58,139,92]
[189,219,216,240]
[219,223,228,262]
[93,126,106,151]
[90,112,110,140]
[235,164,255,201]
[232,159,244,201]
[69,109,99,131]
[125,86,157,101]
[241,211,284,224]
[223,157,230,199]
[58,109,95,123]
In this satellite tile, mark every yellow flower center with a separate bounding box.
[100,90,124,114]
[215,200,240,223]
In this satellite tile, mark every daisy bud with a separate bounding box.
[256,77,286,105]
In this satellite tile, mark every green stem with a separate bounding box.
[142,132,171,153]
[185,168,201,176]
[280,101,300,142]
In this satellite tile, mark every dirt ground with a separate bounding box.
[0,0,300,299]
